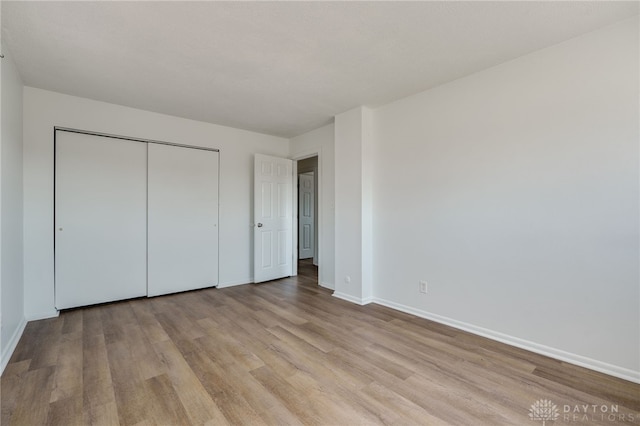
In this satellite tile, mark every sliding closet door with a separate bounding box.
[55,131,147,309]
[147,144,219,296]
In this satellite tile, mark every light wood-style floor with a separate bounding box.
[2,260,639,425]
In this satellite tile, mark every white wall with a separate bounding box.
[333,107,374,303]
[1,42,26,371]
[290,123,335,289]
[23,88,289,319]
[371,17,639,379]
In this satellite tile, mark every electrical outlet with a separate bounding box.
[345,275,351,284]
[419,280,428,294]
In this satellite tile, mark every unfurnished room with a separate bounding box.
[0,1,639,425]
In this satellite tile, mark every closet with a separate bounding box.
[54,129,219,310]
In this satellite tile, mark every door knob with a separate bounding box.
[257,223,263,228]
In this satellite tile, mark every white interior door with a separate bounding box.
[55,131,147,309]
[298,172,315,260]
[254,154,293,283]
[147,144,219,297]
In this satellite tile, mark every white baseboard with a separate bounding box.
[217,278,252,288]
[372,297,640,384]
[332,292,373,306]
[2,310,59,375]
[1,317,27,375]
[319,281,335,290]
[25,310,59,321]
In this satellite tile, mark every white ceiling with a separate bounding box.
[2,1,638,138]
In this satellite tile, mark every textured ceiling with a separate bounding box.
[2,1,638,138]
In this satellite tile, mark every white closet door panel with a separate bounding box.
[147,144,219,297]
[55,132,147,309]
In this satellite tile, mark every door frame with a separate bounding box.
[291,148,323,284]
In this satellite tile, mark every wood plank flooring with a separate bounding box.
[2,260,639,425]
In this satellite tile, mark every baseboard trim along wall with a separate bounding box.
[2,310,60,375]
[332,292,373,306]
[1,317,27,374]
[319,281,334,291]
[372,297,640,384]
[217,278,253,289]
[25,310,60,322]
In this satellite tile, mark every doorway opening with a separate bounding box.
[296,155,319,284]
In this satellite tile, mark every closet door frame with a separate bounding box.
[55,127,220,154]
[53,127,220,307]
